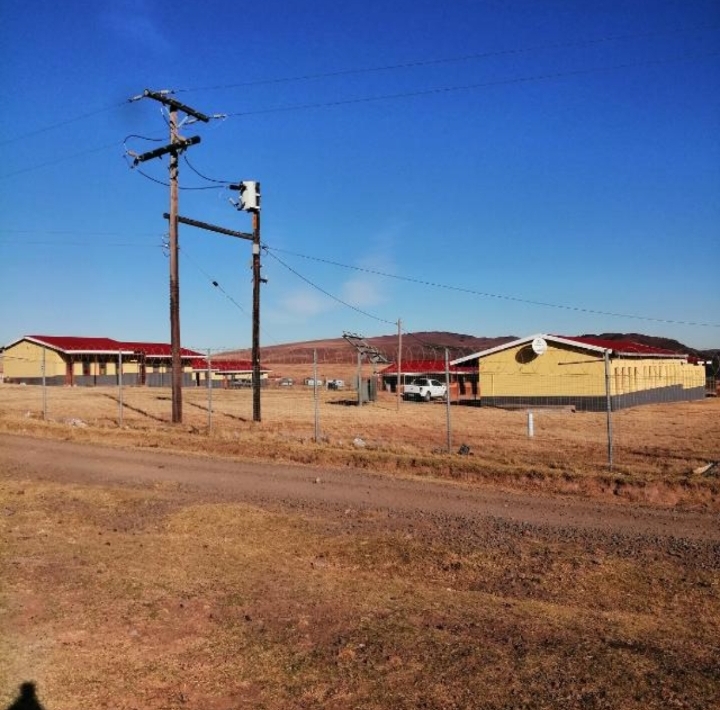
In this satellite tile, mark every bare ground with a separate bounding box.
[1,434,719,709]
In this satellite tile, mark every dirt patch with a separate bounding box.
[1,385,719,509]
[1,441,718,709]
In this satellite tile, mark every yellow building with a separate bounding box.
[451,334,705,410]
[2,335,204,387]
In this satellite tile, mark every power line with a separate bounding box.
[2,25,715,149]
[223,51,720,118]
[0,240,162,247]
[0,141,122,179]
[0,102,125,147]
[179,245,283,346]
[265,248,396,327]
[174,25,720,95]
[182,154,232,184]
[4,50,717,180]
[124,156,229,191]
[0,228,162,237]
[264,246,720,329]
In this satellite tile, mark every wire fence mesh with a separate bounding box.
[2,350,718,480]
[2,342,719,478]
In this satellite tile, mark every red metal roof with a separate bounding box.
[25,335,129,352]
[557,335,683,357]
[189,358,268,372]
[379,359,478,375]
[17,336,203,358]
[121,341,203,358]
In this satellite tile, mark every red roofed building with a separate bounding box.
[2,335,205,387]
[451,333,706,410]
[379,359,479,396]
[188,358,271,388]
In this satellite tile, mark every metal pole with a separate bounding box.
[207,348,213,430]
[313,348,320,442]
[357,351,362,407]
[604,349,614,471]
[42,346,47,420]
[169,106,183,423]
[445,348,452,453]
[118,350,123,427]
[252,210,262,422]
[396,318,402,411]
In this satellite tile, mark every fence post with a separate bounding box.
[207,349,213,431]
[445,348,452,453]
[604,349,614,471]
[41,346,47,420]
[527,410,534,438]
[118,350,124,426]
[313,348,320,442]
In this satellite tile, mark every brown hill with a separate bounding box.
[223,331,719,374]
[224,332,517,365]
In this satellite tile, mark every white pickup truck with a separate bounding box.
[403,377,447,402]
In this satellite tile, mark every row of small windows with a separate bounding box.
[613,364,689,391]
[79,362,166,376]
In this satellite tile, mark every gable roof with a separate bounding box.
[6,335,203,359]
[451,333,687,365]
[121,341,203,358]
[379,359,478,375]
[188,358,270,373]
[20,335,133,354]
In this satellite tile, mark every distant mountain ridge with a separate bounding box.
[582,333,718,361]
[225,331,718,366]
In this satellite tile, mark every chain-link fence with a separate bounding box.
[1,346,718,476]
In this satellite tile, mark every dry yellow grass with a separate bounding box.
[1,383,718,507]
[1,476,718,709]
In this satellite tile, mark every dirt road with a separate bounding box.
[2,433,717,542]
[3,432,720,709]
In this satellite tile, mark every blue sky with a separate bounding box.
[1,0,719,352]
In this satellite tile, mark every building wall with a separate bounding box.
[2,340,198,386]
[475,342,705,410]
[3,341,66,380]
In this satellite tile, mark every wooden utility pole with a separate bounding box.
[251,209,262,422]
[162,202,262,423]
[397,318,402,411]
[168,106,182,423]
[128,89,209,424]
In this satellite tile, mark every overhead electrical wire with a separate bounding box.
[173,24,720,95]
[3,49,717,179]
[264,246,720,329]
[0,102,126,147]
[223,51,719,118]
[122,153,228,190]
[2,24,716,148]
[182,154,232,185]
[0,141,122,180]
[264,248,396,327]
[178,244,249,316]
[178,244,283,346]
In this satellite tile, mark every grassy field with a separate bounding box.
[1,472,718,709]
[1,382,719,709]
[0,382,718,507]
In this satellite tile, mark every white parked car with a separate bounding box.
[402,377,447,402]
